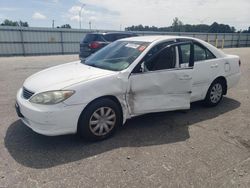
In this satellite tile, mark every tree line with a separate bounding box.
[126,17,250,33]
[0,19,71,29]
[1,18,249,33]
[0,19,29,27]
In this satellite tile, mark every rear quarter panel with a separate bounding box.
[223,54,241,89]
[192,54,240,102]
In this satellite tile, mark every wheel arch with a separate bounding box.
[77,95,124,132]
[210,76,228,95]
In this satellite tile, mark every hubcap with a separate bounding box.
[210,83,223,104]
[89,107,116,136]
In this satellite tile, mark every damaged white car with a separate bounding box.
[16,36,241,140]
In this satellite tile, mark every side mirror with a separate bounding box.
[140,62,146,72]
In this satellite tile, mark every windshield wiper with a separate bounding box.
[81,59,98,68]
[85,62,99,68]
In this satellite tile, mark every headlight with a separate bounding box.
[29,90,75,105]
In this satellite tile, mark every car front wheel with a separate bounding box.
[78,98,122,141]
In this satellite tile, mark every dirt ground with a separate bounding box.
[0,48,249,188]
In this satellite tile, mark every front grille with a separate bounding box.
[22,87,34,100]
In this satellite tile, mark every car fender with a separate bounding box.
[63,72,131,123]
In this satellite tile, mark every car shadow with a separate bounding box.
[5,97,240,169]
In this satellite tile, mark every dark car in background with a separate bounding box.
[79,32,138,59]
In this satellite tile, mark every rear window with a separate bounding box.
[103,34,117,42]
[82,34,104,43]
[179,44,191,64]
[194,43,216,62]
[103,33,137,42]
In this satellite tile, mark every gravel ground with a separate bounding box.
[0,48,249,188]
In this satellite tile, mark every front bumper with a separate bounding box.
[16,88,86,136]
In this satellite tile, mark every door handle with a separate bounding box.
[179,75,192,80]
[211,64,218,68]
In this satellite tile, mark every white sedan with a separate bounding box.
[16,36,241,141]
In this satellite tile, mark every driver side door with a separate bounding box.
[127,42,194,115]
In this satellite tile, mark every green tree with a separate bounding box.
[172,17,183,32]
[1,19,19,26]
[209,22,219,33]
[125,21,237,33]
[19,21,29,27]
[209,22,235,33]
[231,27,236,33]
[60,24,71,29]
[242,26,250,33]
[1,19,29,27]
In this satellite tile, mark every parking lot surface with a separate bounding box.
[0,49,249,188]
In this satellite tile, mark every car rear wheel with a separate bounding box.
[78,98,122,141]
[204,80,224,107]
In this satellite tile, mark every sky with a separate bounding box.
[0,0,249,31]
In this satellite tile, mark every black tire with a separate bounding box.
[78,98,122,141]
[204,79,225,107]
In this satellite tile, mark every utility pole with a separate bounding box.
[52,20,55,28]
[89,21,92,30]
[79,3,86,29]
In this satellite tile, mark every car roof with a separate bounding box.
[119,35,226,58]
[87,32,136,35]
[119,35,189,42]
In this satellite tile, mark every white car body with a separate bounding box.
[16,36,241,136]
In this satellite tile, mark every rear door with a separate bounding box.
[191,42,218,101]
[177,40,218,101]
[127,42,194,115]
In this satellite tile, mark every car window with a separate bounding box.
[179,44,191,64]
[145,46,176,71]
[116,34,136,40]
[83,41,150,71]
[103,34,117,42]
[115,34,127,40]
[194,43,216,62]
[103,33,137,42]
[194,44,206,61]
[82,34,103,43]
[125,34,134,38]
[144,41,174,62]
[206,49,216,60]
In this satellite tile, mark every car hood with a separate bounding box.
[23,61,116,92]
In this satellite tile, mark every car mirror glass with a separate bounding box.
[140,61,150,73]
[140,62,146,72]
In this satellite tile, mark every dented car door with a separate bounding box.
[127,42,194,115]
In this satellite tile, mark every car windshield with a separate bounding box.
[82,41,150,71]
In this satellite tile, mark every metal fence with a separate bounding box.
[0,26,249,56]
